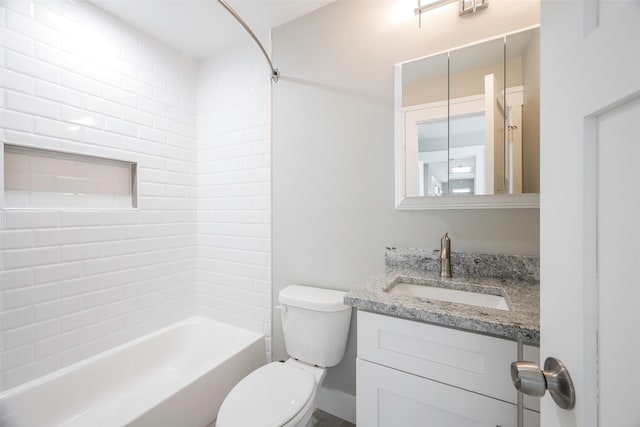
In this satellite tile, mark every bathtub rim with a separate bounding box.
[0,315,265,400]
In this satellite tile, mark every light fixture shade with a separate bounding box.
[414,0,489,28]
[452,188,472,194]
[459,0,489,15]
[451,166,473,174]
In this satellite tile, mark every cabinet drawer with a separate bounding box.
[357,311,540,410]
[357,358,539,427]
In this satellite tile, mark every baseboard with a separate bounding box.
[315,386,356,424]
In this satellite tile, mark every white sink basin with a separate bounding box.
[386,280,510,311]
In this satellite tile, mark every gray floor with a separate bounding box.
[211,408,354,427]
[310,409,355,427]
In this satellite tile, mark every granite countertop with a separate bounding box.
[344,267,540,345]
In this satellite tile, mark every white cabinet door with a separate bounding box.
[357,358,539,427]
[357,311,540,411]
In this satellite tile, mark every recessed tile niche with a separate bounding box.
[3,145,137,209]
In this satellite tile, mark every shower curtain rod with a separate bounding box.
[217,0,280,83]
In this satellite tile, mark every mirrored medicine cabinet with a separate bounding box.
[395,26,540,210]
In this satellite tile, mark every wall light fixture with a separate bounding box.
[415,0,489,27]
[458,0,489,15]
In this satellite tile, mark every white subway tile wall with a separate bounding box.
[0,0,199,390]
[197,42,272,357]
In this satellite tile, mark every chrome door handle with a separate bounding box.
[510,357,575,409]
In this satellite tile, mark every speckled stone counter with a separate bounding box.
[385,247,540,282]
[345,248,540,345]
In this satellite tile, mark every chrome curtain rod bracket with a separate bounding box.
[216,0,280,83]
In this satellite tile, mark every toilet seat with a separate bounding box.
[216,362,316,427]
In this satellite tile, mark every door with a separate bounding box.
[403,100,448,197]
[541,1,640,426]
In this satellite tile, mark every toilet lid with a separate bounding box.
[217,362,315,427]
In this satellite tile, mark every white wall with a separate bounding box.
[271,0,540,417]
[196,38,272,356]
[0,0,198,391]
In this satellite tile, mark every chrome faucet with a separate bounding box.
[440,232,452,278]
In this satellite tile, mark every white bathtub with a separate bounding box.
[0,316,266,427]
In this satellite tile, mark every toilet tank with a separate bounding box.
[278,285,352,368]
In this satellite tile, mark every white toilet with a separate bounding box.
[216,285,352,427]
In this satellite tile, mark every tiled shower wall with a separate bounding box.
[196,40,272,356]
[0,0,199,391]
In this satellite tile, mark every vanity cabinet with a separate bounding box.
[356,311,540,427]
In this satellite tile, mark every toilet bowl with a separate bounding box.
[216,285,352,427]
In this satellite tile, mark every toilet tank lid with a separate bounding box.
[279,285,350,312]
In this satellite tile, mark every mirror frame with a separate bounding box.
[394,26,540,210]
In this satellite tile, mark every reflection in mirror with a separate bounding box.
[402,52,448,197]
[449,37,504,195]
[399,27,539,199]
[508,28,540,194]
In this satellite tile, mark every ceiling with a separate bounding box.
[87,0,333,59]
